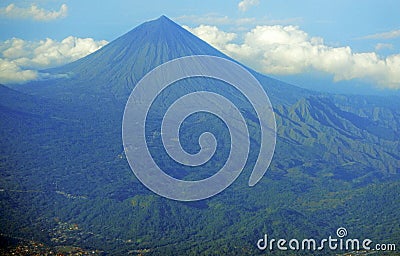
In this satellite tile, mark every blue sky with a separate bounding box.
[0,0,399,94]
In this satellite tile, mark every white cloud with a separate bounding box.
[0,3,68,21]
[0,59,37,84]
[361,29,400,40]
[238,0,260,12]
[0,37,108,84]
[184,24,400,89]
[183,25,237,50]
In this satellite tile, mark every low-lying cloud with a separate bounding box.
[185,24,400,89]
[0,37,108,84]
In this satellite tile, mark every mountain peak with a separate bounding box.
[138,14,180,31]
[157,15,171,22]
[153,15,179,27]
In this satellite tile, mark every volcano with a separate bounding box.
[1,15,399,255]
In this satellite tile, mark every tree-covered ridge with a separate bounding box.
[1,83,399,254]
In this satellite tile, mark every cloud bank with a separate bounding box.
[185,25,400,89]
[0,37,108,84]
[0,3,68,21]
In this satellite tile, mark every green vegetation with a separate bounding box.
[0,82,399,254]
